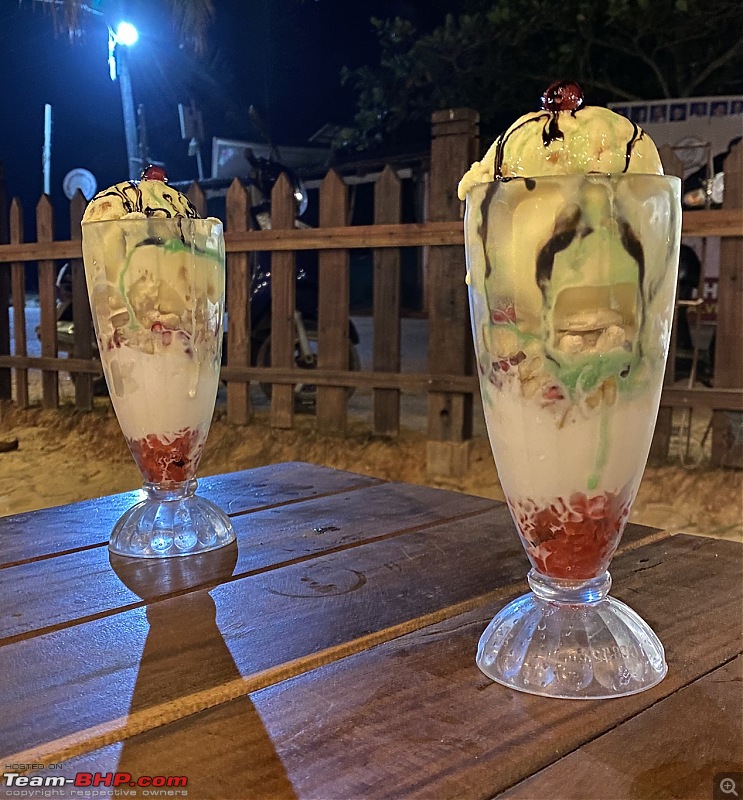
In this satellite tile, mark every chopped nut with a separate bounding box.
[596,325,626,353]
[559,308,623,332]
[558,333,583,353]
[586,388,602,409]
[522,376,542,399]
[518,355,543,380]
[109,310,129,329]
[486,326,519,357]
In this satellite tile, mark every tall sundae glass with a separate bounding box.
[82,168,236,558]
[461,84,681,698]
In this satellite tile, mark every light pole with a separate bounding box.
[109,22,140,180]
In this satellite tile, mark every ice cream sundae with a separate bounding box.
[462,83,680,698]
[82,167,234,557]
[461,82,679,581]
[82,168,222,484]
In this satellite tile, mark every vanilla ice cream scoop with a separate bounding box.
[82,166,199,222]
[458,82,663,198]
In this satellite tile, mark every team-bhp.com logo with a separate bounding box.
[3,770,188,797]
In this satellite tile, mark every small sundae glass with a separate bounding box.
[460,83,681,698]
[81,167,236,558]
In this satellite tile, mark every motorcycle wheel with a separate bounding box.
[255,324,361,407]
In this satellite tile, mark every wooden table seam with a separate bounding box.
[2,528,687,768]
[0,503,501,648]
[3,581,527,771]
[0,476,389,571]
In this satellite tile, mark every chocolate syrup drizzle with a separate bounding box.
[477,182,647,342]
[478,183,500,278]
[90,181,199,219]
[493,109,646,179]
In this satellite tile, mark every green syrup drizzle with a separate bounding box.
[117,235,220,331]
[587,405,610,490]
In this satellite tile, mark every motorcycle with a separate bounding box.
[51,150,361,406]
[235,148,361,405]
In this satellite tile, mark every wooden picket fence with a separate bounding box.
[0,109,741,474]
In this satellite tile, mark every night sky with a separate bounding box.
[0,0,460,238]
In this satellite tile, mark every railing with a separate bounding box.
[0,111,741,474]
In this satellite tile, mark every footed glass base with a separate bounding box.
[476,570,667,699]
[109,479,236,558]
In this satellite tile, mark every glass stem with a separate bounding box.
[528,569,611,605]
[143,479,197,503]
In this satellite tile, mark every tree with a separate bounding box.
[340,0,743,150]
[25,0,215,53]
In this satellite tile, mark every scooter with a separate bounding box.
[51,152,361,405]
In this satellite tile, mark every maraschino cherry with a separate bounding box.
[141,164,169,183]
[541,81,584,113]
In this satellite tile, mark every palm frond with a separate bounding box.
[162,0,215,54]
[23,0,215,52]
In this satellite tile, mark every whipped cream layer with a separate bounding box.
[100,338,221,442]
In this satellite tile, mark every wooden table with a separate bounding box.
[1,462,741,800]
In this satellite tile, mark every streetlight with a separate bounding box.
[108,21,140,180]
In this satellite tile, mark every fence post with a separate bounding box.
[186,182,207,218]
[10,199,28,407]
[70,190,93,411]
[36,194,58,409]
[373,165,402,437]
[317,169,350,434]
[270,172,297,429]
[0,163,10,399]
[225,178,252,425]
[426,108,479,478]
[711,140,743,467]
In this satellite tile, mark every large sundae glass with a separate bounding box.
[460,83,681,698]
[82,167,236,558]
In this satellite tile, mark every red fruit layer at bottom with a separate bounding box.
[507,485,634,580]
[127,428,205,484]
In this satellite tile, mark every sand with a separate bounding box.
[0,398,740,543]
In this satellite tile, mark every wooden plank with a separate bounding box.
[0,163,10,399]
[426,110,478,465]
[270,173,297,429]
[0,463,381,566]
[500,655,743,799]
[36,194,58,408]
[219,364,479,392]
[712,140,743,467]
[186,181,207,218]
[0,506,528,760]
[649,406,673,465]
[317,170,350,433]
[9,198,28,407]
[0,483,499,642]
[660,386,743,411]
[69,190,93,410]
[0,209,739,263]
[1,209,741,264]
[225,178,252,425]
[373,165,402,436]
[0,357,737,410]
[0,354,101,373]
[204,536,742,800]
[682,208,743,237]
[33,534,741,797]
